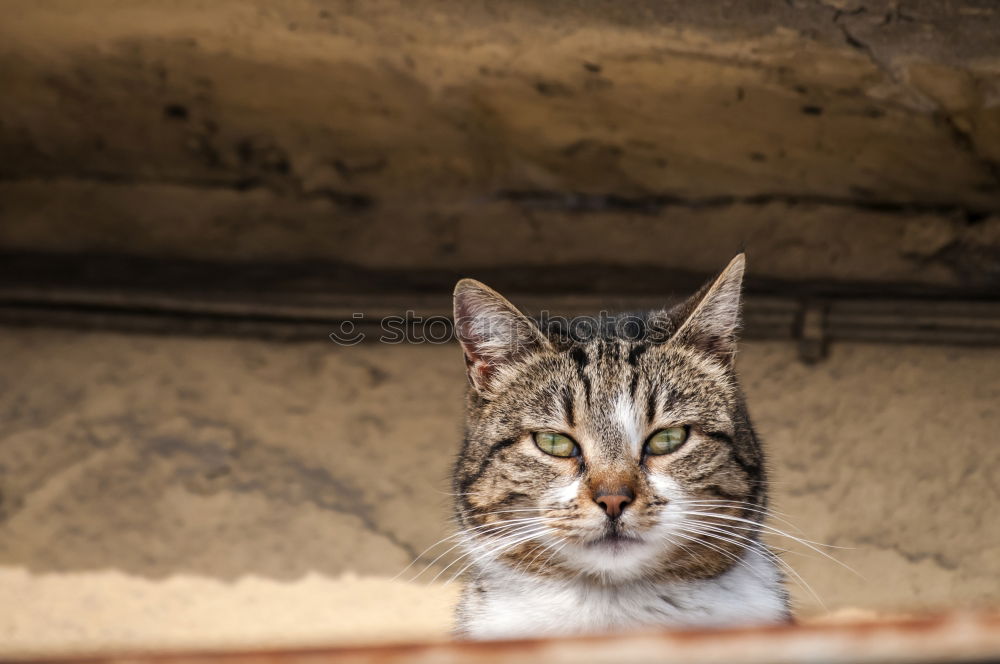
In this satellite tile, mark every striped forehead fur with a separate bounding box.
[450,255,790,638]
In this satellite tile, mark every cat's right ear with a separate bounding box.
[453,279,551,394]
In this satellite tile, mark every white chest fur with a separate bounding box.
[456,547,788,640]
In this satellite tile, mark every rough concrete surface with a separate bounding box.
[0,327,997,653]
[2,1,1000,288]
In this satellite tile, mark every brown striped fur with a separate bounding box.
[451,255,789,635]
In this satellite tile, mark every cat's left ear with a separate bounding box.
[670,253,745,362]
[453,279,552,393]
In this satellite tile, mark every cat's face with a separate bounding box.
[452,255,767,584]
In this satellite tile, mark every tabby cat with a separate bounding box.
[450,254,790,639]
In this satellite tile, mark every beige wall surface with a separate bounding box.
[3,0,1000,292]
[0,327,997,655]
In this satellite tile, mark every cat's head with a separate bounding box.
[452,254,767,584]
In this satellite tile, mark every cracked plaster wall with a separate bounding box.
[2,0,1000,287]
[0,328,997,653]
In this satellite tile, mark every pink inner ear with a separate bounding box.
[475,361,492,382]
[454,279,549,392]
[463,351,493,387]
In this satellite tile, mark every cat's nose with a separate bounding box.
[594,486,635,519]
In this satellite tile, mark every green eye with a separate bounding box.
[533,432,578,458]
[646,427,688,455]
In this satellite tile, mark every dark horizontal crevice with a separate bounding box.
[497,190,997,220]
[2,174,996,218]
[2,252,1000,348]
[2,291,999,349]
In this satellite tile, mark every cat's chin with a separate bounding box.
[558,532,663,582]
[585,532,644,552]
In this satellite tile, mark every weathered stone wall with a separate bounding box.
[2,0,1000,288]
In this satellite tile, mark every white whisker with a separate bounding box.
[441,524,557,584]
[676,519,825,608]
[681,500,804,532]
[403,516,565,582]
[681,510,862,578]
